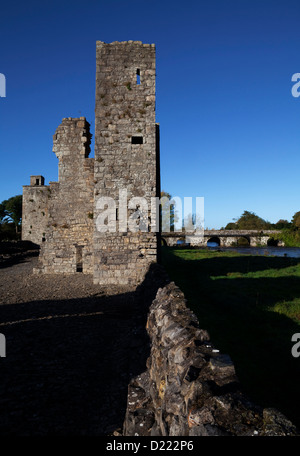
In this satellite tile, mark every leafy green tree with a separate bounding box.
[160,191,180,232]
[183,213,196,232]
[238,211,271,230]
[225,211,271,230]
[224,222,237,230]
[291,211,300,229]
[0,201,7,224]
[0,195,22,232]
[274,219,291,230]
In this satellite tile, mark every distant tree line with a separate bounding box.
[222,210,300,247]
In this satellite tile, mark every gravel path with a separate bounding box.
[0,246,165,435]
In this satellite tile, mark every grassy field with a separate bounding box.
[161,246,300,429]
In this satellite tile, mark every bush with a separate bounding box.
[0,223,21,241]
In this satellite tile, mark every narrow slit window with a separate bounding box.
[75,245,83,273]
[131,136,143,144]
[36,179,39,185]
[136,69,141,85]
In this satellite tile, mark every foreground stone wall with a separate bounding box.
[123,280,298,436]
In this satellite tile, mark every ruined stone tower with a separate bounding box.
[93,41,160,285]
[23,117,94,274]
[22,41,160,286]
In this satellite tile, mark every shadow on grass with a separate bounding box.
[161,247,300,429]
[173,246,300,276]
[0,263,169,436]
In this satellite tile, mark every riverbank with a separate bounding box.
[209,244,300,258]
[161,246,300,430]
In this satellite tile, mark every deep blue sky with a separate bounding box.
[1,0,300,229]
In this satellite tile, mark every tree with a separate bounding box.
[237,211,271,230]
[224,222,237,230]
[183,213,196,232]
[274,219,291,230]
[0,195,22,232]
[0,201,7,224]
[225,211,271,230]
[291,211,300,229]
[160,191,179,232]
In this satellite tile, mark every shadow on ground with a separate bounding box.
[162,247,300,430]
[0,241,40,269]
[0,263,169,436]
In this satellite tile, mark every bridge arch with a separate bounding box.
[207,236,220,247]
[161,237,167,247]
[267,237,279,247]
[236,236,250,246]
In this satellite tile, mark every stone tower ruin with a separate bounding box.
[93,41,159,285]
[22,41,160,286]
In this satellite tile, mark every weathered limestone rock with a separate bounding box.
[123,280,299,436]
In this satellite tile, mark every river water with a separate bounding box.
[206,242,300,258]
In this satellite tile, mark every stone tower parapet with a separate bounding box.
[53,117,92,181]
[22,175,49,244]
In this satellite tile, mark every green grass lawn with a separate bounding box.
[161,246,300,429]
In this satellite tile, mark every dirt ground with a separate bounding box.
[0,243,166,435]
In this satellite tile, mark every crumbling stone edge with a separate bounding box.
[123,270,299,436]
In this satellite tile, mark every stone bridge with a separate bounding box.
[161,230,284,247]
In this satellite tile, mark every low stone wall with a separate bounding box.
[123,279,298,436]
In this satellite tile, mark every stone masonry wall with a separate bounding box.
[93,41,159,286]
[123,279,298,436]
[34,117,95,274]
[162,232,285,247]
[22,181,49,245]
